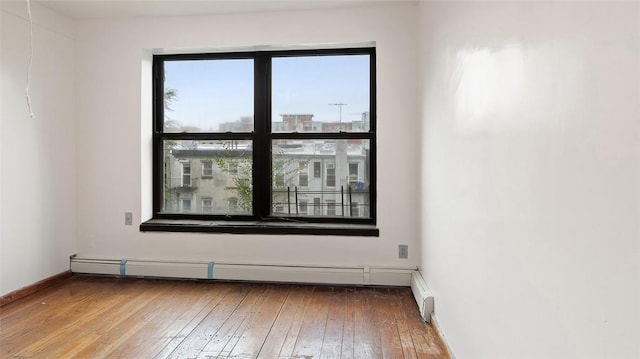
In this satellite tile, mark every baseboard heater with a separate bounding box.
[411,270,434,323]
[70,257,416,287]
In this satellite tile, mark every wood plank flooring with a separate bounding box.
[0,276,447,358]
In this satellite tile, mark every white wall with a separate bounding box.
[0,2,76,295]
[74,4,420,268]
[419,2,639,358]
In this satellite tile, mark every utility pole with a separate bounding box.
[329,103,347,122]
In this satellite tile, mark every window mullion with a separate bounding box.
[253,53,271,219]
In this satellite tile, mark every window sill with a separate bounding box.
[140,219,379,237]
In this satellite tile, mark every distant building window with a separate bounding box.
[348,163,358,184]
[350,202,359,217]
[299,162,308,187]
[202,198,213,213]
[299,200,308,215]
[150,47,376,231]
[182,198,192,212]
[313,198,321,215]
[327,200,336,216]
[182,163,191,186]
[202,161,213,177]
[326,164,336,187]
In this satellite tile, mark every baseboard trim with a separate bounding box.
[0,270,73,307]
[431,313,456,359]
[70,257,416,287]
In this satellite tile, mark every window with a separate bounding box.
[298,162,308,187]
[202,198,213,213]
[202,161,213,177]
[182,198,192,212]
[182,163,191,186]
[349,163,359,184]
[351,202,359,217]
[326,164,336,187]
[327,200,336,216]
[299,200,308,215]
[313,197,321,216]
[146,47,377,235]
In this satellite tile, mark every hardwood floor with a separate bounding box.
[0,276,447,358]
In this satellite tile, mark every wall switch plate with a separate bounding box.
[125,212,133,225]
[399,244,408,259]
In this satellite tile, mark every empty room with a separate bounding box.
[1,0,638,358]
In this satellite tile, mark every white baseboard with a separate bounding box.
[70,257,415,286]
[431,313,456,359]
[410,270,434,323]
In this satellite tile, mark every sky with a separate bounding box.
[164,54,370,132]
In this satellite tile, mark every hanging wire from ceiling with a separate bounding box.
[25,0,36,119]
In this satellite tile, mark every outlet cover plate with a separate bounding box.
[399,244,408,259]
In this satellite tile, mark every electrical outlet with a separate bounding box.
[399,244,408,259]
[125,212,133,226]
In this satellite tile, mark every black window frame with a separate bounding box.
[142,47,378,236]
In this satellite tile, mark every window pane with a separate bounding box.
[202,198,213,213]
[182,163,191,186]
[272,55,370,133]
[202,161,213,177]
[182,199,192,212]
[350,202,359,217]
[162,139,252,215]
[164,59,253,133]
[326,167,335,187]
[327,200,336,216]
[348,163,359,184]
[313,198,321,215]
[271,139,370,218]
[313,161,321,178]
[298,162,309,187]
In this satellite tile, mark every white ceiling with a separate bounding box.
[28,0,403,19]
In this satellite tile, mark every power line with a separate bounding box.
[329,103,347,122]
